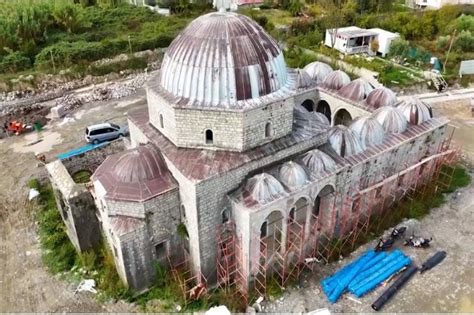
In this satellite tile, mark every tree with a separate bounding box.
[288,0,303,17]
[53,2,87,33]
[387,38,410,63]
[319,0,357,48]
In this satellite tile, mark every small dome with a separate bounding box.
[328,125,364,157]
[322,70,351,90]
[295,68,314,89]
[279,161,308,188]
[372,106,408,134]
[160,12,287,107]
[338,78,375,101]
[302,149,337,174]
[244,173,285,204]
[396,97,433,125]
[112,146,168,183]
[349,116,385,147]
[303,61,333,83]
[365,87,397,109]
[93,145,176,202]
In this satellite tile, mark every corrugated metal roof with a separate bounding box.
[349,116,385,148]
[322,70,351,90]
[396,96,433,125]
[365,87,397,109]
[338,78,375,101]
[372,106,408,134]
[303,61,333,83]
[92,145,177,202]
[159,12,288,108]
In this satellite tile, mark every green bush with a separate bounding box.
[0,52,31,73]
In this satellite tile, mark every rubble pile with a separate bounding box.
[56,94,83,112]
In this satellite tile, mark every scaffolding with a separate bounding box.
[216,221,249,305]
[167,246,208,304]
[215,143,460,301]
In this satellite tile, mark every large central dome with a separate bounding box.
[160,12,288,107]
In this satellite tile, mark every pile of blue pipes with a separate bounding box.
[321,249,411,303]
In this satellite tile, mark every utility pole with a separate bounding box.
[443,29,457,74]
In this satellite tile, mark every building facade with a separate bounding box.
[47,11,450,292]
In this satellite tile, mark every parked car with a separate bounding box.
[85,122,128,144]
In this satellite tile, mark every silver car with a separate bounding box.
[85,123,128,144]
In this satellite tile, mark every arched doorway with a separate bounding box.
[334,108,352,126]
[310,185,335,233]
[301,99,315,112]
[316,100,331,123]
[260,210,284,258]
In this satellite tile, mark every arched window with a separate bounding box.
[205,129,213,144]
[159,114,164,129]
[265,122,272,138]
[302,99,315,112]
[260,221,267,238]
[289,207,295,223]
[313,196,321,217]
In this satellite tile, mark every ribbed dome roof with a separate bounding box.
[293,105,330,138]
[396,97,433,125]
[295,68,314,89]
[244,173,285,204]
[373,106,408,134]
[279,161,308,188]
[160,12,288,107]
[301,149,337,174]
[112,146,168,183]
[93,145,176,202]
[365,87,397,109]
[322,70,351,90]
[303,61,333,83]
[349,116,385,147]
[338,78,374,101]
[328,125,364,157]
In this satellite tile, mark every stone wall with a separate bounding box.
[61,139,125,176]
[193,133,328,279]
[45,160,100,252]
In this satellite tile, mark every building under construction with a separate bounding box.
[46,11,458,301]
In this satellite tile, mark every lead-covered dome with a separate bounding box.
[303,61,333,83]
[338,78,374,101]
[301,149,337,174]
[396,97,433,125]
[93,145,176,202]
[160,12,288,107]
[322,70,351,90]
[349,116,385,147]
[244,173,285,204]
[365,87,397,109]
[279,161,308,188]
[295,68,314,89]
[372,106,408,134]
[328,125,364,157]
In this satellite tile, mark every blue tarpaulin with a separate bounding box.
[57,142,108,160]
[321,249,411,303]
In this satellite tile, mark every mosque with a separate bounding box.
[46,11,450,292]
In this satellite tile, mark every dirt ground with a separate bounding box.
[0,85,473,312]
[0,91,146,312]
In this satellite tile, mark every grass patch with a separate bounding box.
[32,179,129,299]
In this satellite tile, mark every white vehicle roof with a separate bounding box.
[87,123,115,130]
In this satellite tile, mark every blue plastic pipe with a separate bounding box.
[348,250,403,291]
[327,251,376,303]
[349,253,407,293]
[353,256,411,297]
